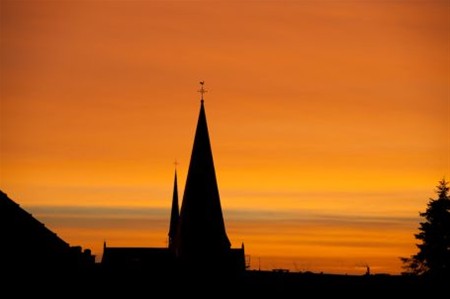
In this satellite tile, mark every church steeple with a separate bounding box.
[168,168,179,250]
[175,83,231,261]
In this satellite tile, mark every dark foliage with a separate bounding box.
[401,179,450,278]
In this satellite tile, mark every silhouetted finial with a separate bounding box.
[198,81,207,102]
[174,159,179,170]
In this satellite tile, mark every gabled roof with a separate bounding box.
[0,190,92,269]
[1,190,69,249]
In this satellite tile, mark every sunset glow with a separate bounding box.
[1,0,448,275]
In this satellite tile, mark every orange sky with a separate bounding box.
[1,0,448,275]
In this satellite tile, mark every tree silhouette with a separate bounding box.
[401,179,450,278]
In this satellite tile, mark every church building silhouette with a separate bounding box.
[102,83,246,273]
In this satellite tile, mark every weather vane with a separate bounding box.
[198,81,207,101]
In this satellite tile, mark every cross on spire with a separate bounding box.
[198,81,207,101]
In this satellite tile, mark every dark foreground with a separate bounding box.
[5,267,444,297]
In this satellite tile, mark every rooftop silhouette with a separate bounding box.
[103,82,245,273]
[0,84,440,294]
[0,190,94,274]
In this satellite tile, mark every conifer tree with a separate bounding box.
[401,179,450,278]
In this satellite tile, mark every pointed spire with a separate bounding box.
[168,168,179,250]
[175,96,231,260]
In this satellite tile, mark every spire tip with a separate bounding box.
[198,81,207,101]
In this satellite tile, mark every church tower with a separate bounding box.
[168,169,179,251]
[102,83,245,273]
[174,82,232,268]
